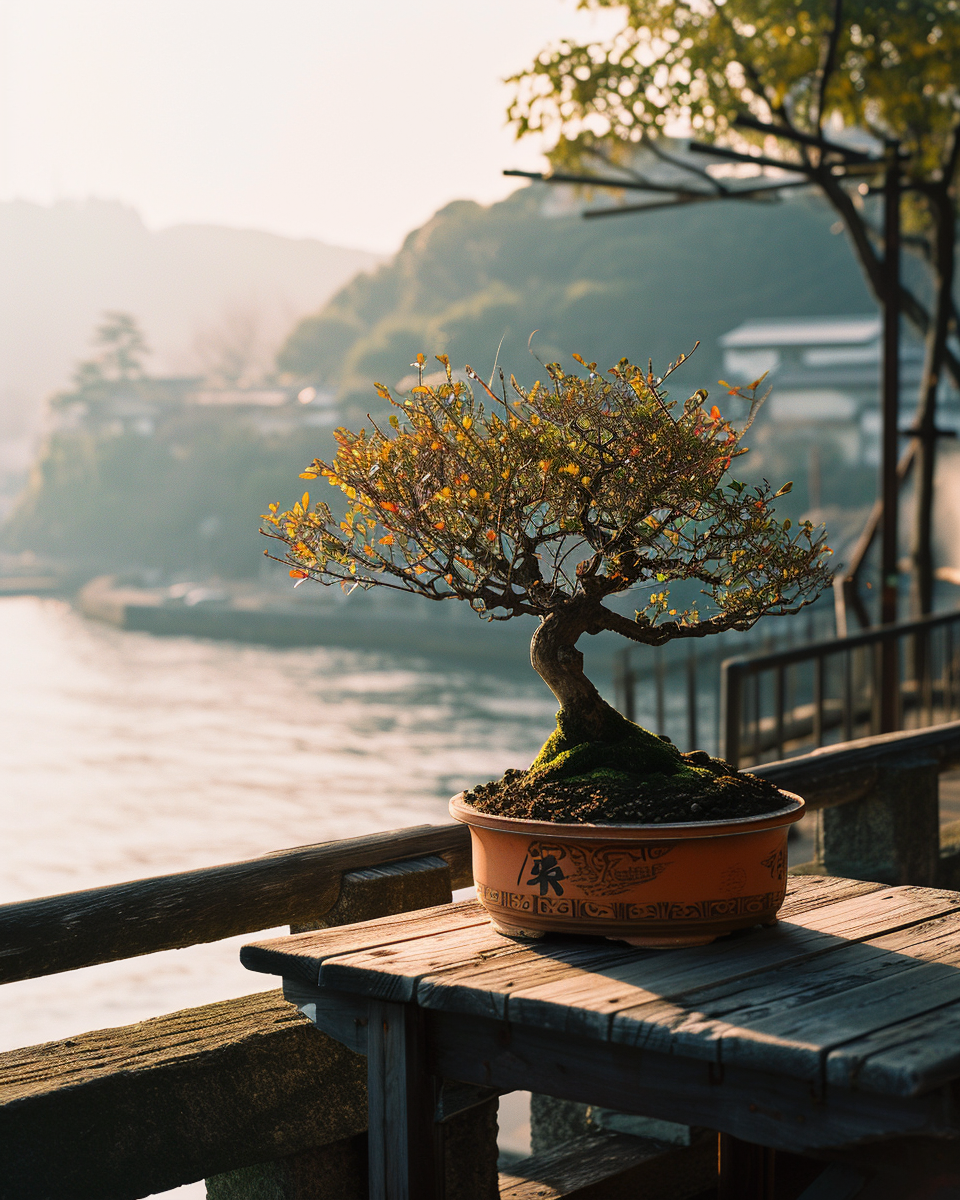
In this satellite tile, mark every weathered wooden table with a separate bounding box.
[242,875,960,1200]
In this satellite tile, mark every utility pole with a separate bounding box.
[880,143,901,631]
[878,142,901,731]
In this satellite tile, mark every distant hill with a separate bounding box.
[4,185,879,581]
[279,183,874,420]
[0,198,380,439]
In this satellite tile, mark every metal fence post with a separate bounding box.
[687,652,698,752]
[719,659,742,768]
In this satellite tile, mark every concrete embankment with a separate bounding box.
[76,575,558,668]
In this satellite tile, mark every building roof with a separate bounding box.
[719,315,881,349]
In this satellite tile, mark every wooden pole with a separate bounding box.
[367,1001,441,1200]
[879,144,901,732]
[911,196,955,619]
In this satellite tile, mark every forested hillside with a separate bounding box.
[5,185,878,579]
[279,183,874,420]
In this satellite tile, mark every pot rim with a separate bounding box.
[449,789,804,840]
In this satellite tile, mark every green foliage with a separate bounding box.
[265,351,831,640]
[507,0,960,400]
[508,0,960,184]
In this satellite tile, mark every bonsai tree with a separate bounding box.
[263,352,832,822]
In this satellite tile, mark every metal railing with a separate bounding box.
[720,607,960,768]
[612,607,837,757]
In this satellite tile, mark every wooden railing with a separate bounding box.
[5,721,960,1199]
[720,607,960,768]
[0,823,472,984]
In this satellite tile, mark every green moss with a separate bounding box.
[527,707,684,786]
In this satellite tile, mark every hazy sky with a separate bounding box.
[0,0,623,253]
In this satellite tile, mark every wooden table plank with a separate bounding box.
[244,877,960,1104]
[608,910,960,1074]
[776,876,886,916]
[600,908,960,1094]
[427,886,960,1043]
[246,877,879,993]
[318,921,526,1002]
[331,879,891,1021]
[240,898,488,984]
[662,909,960,1034]
[826,1005,960,1095]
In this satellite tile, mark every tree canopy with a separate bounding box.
[264,353,831,733]
[510,0,959,174]
[510,0,960,616]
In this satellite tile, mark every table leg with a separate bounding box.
[719,1132,776,1200]
[367,999,442,1200]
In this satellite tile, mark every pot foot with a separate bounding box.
[490,920,546,940]
[612,933,718,949]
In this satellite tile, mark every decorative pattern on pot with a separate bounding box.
[520,841,674,897]
[450,791,805,948]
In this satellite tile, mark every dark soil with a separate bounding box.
[463,754,784,824]
[462,708,785,824]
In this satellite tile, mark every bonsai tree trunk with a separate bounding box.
[530,606,623,742]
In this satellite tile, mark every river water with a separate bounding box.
[0,596,559,1192]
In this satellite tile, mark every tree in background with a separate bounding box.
[8,312,318,578]
[190,306,274,387]
[510,0,960,615]
[72,311,151,387]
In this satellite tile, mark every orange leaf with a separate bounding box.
[289,569,308,579]
[382,501,399,512]
[710,406,721,420]
[485,530,497,542]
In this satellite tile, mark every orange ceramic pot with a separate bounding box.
[449,791,804,947]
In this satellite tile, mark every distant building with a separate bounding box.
[51,377,339,438]
[718,315,955,465]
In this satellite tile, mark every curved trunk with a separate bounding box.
[530,609,621,741]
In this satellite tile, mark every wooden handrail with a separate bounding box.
[6,721,960,988]
[750,719,960,809]
[0,822,471,985]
